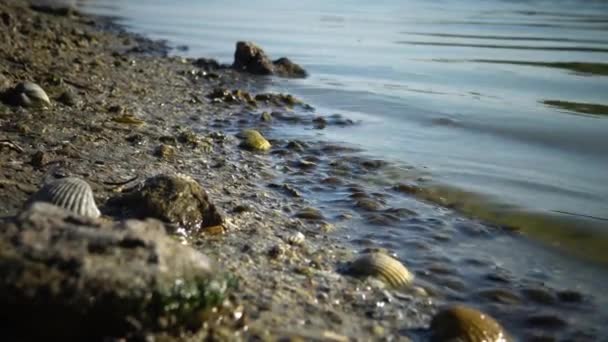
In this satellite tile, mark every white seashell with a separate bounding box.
[29,177,100,218]
[287,231,305,245]
[16,82,50,107]
[350,252,414,287]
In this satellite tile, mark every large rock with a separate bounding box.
[232,41,274,76]
[273,57,308,78]
[0,203,231,340]
[117,174,224,234]
[232,41,307,78]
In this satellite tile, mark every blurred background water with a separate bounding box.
[70,0,608,253]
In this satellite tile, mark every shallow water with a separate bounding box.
[64,0,608,338]
[71,0,608,261]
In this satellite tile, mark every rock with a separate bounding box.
[273,57,308,78]
[30,150,52,168]
[155,144,176,159]
[295,207,324,220]
[232,41,307,78]
[430,305,509,342]
[193,57,221,70]
[232,41,274,76]
[260,111,273,122]
[0,203,230,340]
[117,174,224,234]
[56,88,79,106]
[239,129,271,152]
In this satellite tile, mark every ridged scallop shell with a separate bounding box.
[30,177,100,218]
[350,252,414,287]
[287,231,305,245]
[17,82,50,106]
[430,305,509,342]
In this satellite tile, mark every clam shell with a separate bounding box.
[287,231,305,245]
[430,305,509,342]
[240,129,271,151]
[17,82,50,106]
[29,177,100,218]
[350,252,414,287]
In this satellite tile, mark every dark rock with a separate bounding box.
[526,314,567,329]
[154,144,175,160]
[0,203,230,340]
[260,111,273,122]
[30,150,52,168]
[30,4,79,17]
[557,290,584,303]
[295,207,324,220]
[56,89,79,107]
[193,57,221,70]
[313,116,327,129]
[232,41,274,76]
[1,11,11,26]
[273,57,308,78]
[117,174,224,234]
[355,198,383,211]
[232,41,307,78]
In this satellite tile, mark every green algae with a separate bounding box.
[542,100,608,116]
[406,184,608,265]
[475,60,608,76]
[429,58,608,76]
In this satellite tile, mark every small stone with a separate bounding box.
[260,111,272,122]
[430,305,508,342]
[154,144,175,159]
[355,198,383,211]
[268,244,285,259]
[526,314,567,329]
[477,288,521,305]
[295,207,324,220]
[30,150,51,168]
[57,89,79,106]
[557,290,583,303]
[312,116,327,129]
[521,287,556,305]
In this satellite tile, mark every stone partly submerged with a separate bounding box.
[1,81,51,107]
[430,305,510,342]
[0,203,232,340]
[240,129,272,152]
[349,252,414,288]
[232,41,308,78]
[113,173,224,234]
[27,176,101,219]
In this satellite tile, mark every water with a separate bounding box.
[64,0,608,337]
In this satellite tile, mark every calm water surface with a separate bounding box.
[67,0,608,337]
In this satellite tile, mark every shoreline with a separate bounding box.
[0,1,434,340]
[0,1,602,340]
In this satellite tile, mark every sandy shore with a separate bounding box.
[0,1,436,340]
